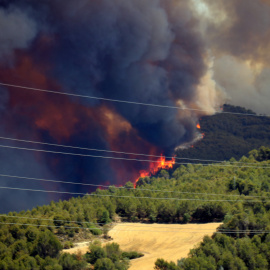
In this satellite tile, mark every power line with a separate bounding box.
[0,214,223,230]
[0,185,268,203]
[0,214,92,225]
[0,136,227,164]
[0,221,100,231]
[0,214,267,233]
[0,221,268,234]
[0,135,265,166]
[0,82,267,117]
[0,143,270,169]
[0,173,269,199]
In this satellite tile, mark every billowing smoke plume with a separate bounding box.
[0,6,37,62]
[204,0,270,63]
[213,56,270,115]
[193,0,270,114]
[0,0,268,212]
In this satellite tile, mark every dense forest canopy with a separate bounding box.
[0,147,270,269]
[176,105,270,162]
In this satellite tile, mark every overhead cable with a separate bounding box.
[0,214,266,232]
[0,214,223,230]
[0,82,267,117]
[0,221,268,234]
[0,185,268,203]
[0,173,269,199]
[0,143,269,169]
[0,135,265,166]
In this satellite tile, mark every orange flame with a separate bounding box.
[196,123,201,129]
[134,155,175,187]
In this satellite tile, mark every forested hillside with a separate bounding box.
[176,105,270,162]
[1,147,270,269]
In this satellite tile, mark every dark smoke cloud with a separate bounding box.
[0,86,8,114]
[36,0,207,149]
[2,0,268,212]
[0,86,63,212]
[0,0,216,212]
[0,146,53,213]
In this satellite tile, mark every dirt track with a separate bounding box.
[109,222,221,270]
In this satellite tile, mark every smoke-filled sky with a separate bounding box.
[0,0,269,212]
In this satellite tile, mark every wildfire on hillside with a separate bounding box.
[134,155,175,187]
[0,0,222,211]
[196,123,201,129]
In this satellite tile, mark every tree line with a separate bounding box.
[0,147,270,269]
[176,104,270,162]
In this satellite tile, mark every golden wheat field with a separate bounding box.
[109,223,221,270]
[64,222,221,269]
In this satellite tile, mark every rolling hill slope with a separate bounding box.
[176,104,270,162]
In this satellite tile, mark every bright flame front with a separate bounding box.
[134,155,175,187]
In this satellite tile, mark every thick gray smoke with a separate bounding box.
[0,146,54,212]
[0,0,213,212]
[45,0,208,148]
[0,6,37,63]
[0,86,8,113]
[1,0,268,212]
[204,0,270,63]
[195,0,270,114]
[213,56,270,115]
[2,0,210,149]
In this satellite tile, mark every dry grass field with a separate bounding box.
[63,241,92,255]
[64,222,221,269]
[109,222,222,270]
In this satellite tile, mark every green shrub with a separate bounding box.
[122,251,144,260]
[63,241,74,249]
[88,224,102,235]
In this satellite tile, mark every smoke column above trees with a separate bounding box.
[193,0,270,114]
[0,0,269,212]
